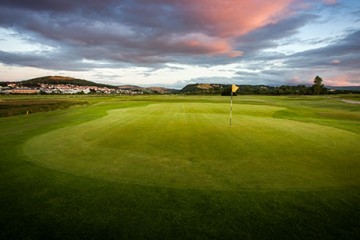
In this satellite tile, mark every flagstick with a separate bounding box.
[230,90,233,126]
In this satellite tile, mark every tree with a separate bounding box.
[312,75,324,95]
[221,86,237,96]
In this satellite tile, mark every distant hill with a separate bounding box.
[180,84,227,94]
[145,87,179,94]
[327,86,360,91]
[118,85,144,91]
[21,76,116,88]
[179,83,275,95]
[118,85,178,94]
[19,76,178,94]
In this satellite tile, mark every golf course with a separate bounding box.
[1,95,359,239]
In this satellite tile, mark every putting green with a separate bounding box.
[23,102,360,190]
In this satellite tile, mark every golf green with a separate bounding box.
[23,101,360,190]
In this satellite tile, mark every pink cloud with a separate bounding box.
[289,76,302,84]
[323,75,358,86]
[162,33,243,57]
[160,0,294,57]
[182,0,294,37]
[331,59,341,64]
[294,1,313,10]
[322,0,337,5]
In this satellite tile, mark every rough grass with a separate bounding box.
[0,96,87,117]
[1,95,359,239]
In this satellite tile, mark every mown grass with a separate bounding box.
[23,102,359,190]
[0,95,359,239]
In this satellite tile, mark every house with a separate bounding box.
[9,88,40,94]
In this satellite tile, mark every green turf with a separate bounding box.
[1,95,359,239]
[23,101,359,190]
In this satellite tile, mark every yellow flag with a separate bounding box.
[232,84,239,93]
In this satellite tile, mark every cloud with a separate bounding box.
[287,30,360,70]
[234,13,319,56]
[322,0,337,5]
[160,33,244,57]
[0,0,359,87]
[178,0,294,37]
[0,0,116,12]
[325,74,359,86]
[0,0,294,66]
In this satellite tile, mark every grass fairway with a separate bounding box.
[1,95,360,239]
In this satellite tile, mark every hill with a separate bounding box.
[327,86,360,91]
[179,83,279,95]
[118,85,178,94]
[19,76,177,94]
[21,76,116,88]
[180,83,227,94]
[145,87,179,94]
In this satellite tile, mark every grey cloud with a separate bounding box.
[0,0,119,12]
[1,1,313,68]
[287,30,360,70]
[0,1,315,67]
[0,50,131,71]
[234,14,319,56]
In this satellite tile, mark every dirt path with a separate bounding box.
[341,99,360,104]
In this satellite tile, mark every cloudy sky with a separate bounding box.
[0,0,359,88]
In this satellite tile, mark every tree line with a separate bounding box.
[224,76,327,95]
[182,76,359,95]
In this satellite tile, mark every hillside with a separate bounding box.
[145,87,179,94]
[327,86,360,91]
[19,77,177,94]
[179,83,279,95]
[180,83,227,94]
[118,85,177,94]
[179,83,275,95]
[21,76,116,88]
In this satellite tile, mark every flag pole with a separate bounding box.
[229,84,239,126]
[230,88,233,126]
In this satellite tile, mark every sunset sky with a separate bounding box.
[0,0,359,88]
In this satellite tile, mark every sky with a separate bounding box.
[0,0,359,88]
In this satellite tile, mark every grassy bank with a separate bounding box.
[0,96,87,117]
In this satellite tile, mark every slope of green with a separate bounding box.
[1,95,359,239]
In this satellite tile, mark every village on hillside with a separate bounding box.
[0,82,144,95]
